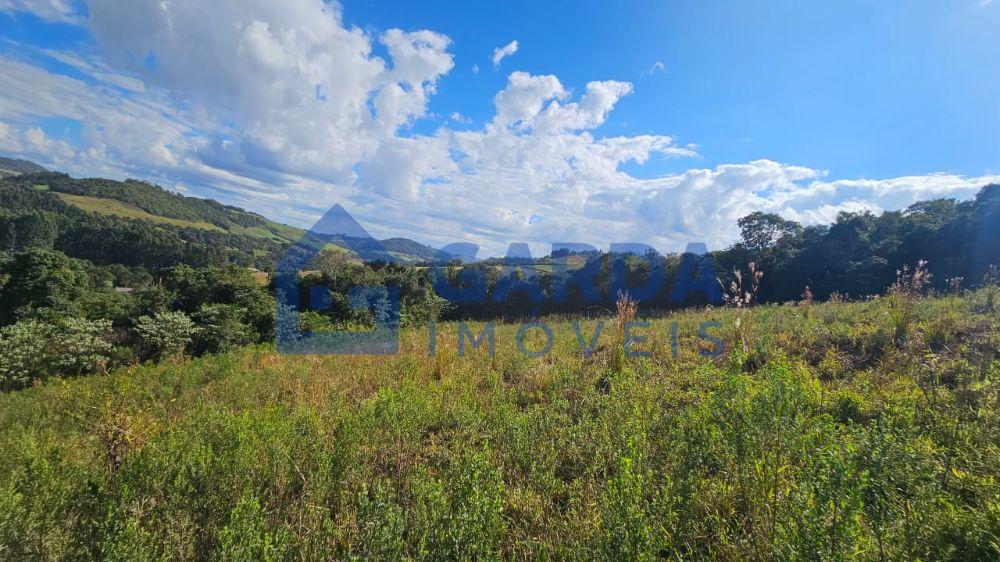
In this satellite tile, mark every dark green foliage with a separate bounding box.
[718,185,1000,301]
[0,249,96,324]
[299,253,446,328]
[191,304,257,355]
[0,174,290,270]
[0,248,277,389]
[160,265,275,340]
[15,172,280,233]
[0,210,58,251]
[3,168,996,322]
[435,184,998,317]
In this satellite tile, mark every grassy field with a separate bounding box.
[0,292,997,560]
[56,193,228,232]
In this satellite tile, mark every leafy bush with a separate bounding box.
[216,493,289,561]
[0,317,113,390]
[0,249,92,324]
[191,304,255,355]
[134,311,198,362]
[0,320,49,390]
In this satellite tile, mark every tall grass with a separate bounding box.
[720,261,763,353]
[609,290,639,374]
[0,292,998,560]
[982,264,999,312]
[886,259,932,346]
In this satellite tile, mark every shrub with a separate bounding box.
[0,479,29,559]
[355,482,406,559]
[0,249,92,324]
[600,455,655,560]
[50,317,115,376]
[134,310,198,362]
[0,320,50,390]
[216,493,289,561]
[191,304,255,355]
[0,317,113,390]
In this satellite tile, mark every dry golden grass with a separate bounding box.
[57,192,227,232]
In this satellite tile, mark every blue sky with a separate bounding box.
[348,0,1000,178]
[0,0,997,255]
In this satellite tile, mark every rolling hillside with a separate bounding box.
[0,161,459,267]
[0,157,46,178]
[0,173,288,269]
[22,171,304,243]
[54,192,228,232]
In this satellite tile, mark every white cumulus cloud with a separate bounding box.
[491,40,519,68]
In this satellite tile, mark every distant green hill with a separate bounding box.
[0,173,291,270]
[317,235,458,263]
[23,172,304,243]
[54,192,229,232]
[0,157,47,178]
[0,163,457,269]
[380,236,451,261]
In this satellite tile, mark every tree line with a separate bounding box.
[0,176,995,390]
[429,184,998,318]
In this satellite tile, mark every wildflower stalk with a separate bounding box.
[886,260,932,347]
[719,262,763,353]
